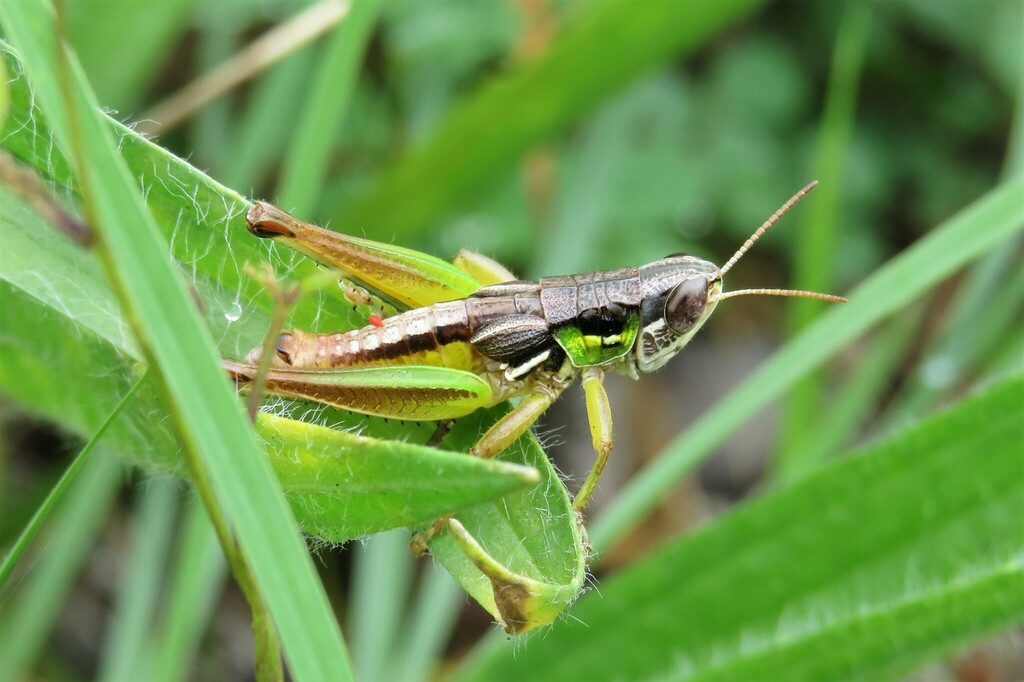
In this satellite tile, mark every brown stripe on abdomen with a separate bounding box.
[278,300,476,370]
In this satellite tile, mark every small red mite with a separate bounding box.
[368,314,384,328]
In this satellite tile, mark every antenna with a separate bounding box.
[710,288,847,304]
[719,180,818,276]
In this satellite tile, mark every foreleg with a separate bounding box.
[469,385,564,459]
[573,367,613,512]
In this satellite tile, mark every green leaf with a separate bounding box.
[261,412,539,540]
[340,0,770,239]
[458,374,1024,682]
[590,175,1024,551]
[426,410,587,634]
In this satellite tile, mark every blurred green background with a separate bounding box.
[1,0,1022,679]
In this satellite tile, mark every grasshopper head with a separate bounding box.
[635,254,722,373]
[634,182,847,374]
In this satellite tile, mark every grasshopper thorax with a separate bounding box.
[635,254,722,373]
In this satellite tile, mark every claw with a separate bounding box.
[409,516,448,557]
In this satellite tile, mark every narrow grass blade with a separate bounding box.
[190,4,241,176]
[347,529,414,682]
[987,325,1024,377]
[0,372,146,592]
[778,3,871,476]
[276,0,381,214]
[138,1,349,138]
[384,561,462,682]
[458,375,1024,682]
[1009,27,1024,174]
[779,308,922,478]
[223,45,315,190]
[887,239,1024,426]
[0,3,354,678]
[147,499,227,682]
[590,176,1024,552]
[0,455,121,680]
[98,478,180,682]
[531,89,635,278]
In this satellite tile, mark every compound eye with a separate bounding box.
[664,278,708,335]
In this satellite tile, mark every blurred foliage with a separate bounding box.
[1,0,1022,680]
[301,2,1013,284]
[57,0,1017,286]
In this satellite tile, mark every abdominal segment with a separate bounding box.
[257,300,481,373]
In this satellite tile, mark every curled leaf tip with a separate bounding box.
[447,517,573,634]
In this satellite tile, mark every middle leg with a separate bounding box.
[410,377,570,555]
[470,382,566,459]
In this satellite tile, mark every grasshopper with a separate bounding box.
[225,182,843,563]
[228,179,843,503]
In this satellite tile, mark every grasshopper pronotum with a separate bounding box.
[224,182,844,630]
